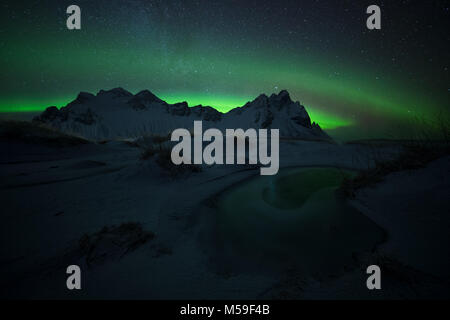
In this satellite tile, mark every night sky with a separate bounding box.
[0,0,449,138]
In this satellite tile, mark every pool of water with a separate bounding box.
[210,167,385,274]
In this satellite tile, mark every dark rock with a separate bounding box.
[135,90,163,103]
[261,110,274,128]
[168,102,190,116]
[97,87,133,98]
[33,106,68,122]
[73,108,97,125]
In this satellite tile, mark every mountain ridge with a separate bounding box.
[34,88,331,141]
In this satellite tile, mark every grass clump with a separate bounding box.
[78,222,154,267]
[138,133,202,177]
[140,145,158,160]
[341,142,450,198]
[154,147,202,177]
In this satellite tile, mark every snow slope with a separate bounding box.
[1,127,448,299]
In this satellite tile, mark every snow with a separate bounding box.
[2,134,432,299]
[350,156,450,280]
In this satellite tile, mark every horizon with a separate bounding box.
[1,1,448,140]
[0,87,354,131]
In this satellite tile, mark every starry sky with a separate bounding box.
[0,0,449,138]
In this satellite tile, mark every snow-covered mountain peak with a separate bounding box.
[97,87,133,98]
[34,89,331,141]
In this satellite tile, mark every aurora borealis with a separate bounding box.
[0,0,449,137]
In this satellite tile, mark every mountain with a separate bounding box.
[33,88,330,141]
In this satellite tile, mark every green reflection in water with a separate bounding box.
[215,167,385,273]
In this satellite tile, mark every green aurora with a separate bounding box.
[0,1,448,135]
[0,40,442,130]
